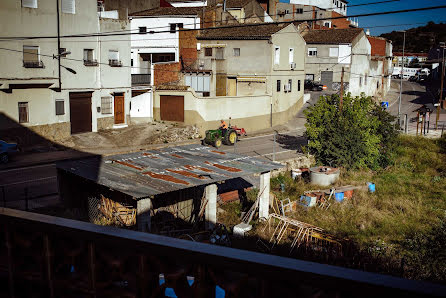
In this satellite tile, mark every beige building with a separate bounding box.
[0,0,131,146]
[153,23,306,133]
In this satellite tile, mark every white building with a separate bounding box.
[0,0,131,145]
[130,7,202,84]
[289,0,348,15]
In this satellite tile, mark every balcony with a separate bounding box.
[23,60,44,68]
[109,59,122,67]
[84,59,99,66]
[131,74,151,85]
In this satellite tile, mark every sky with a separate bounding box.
[348,0,446,36]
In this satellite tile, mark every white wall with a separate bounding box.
[130,91,153,120]
[349,33,372,96]
[289,0,347,15]
[130,16,200,74]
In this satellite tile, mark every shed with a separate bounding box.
[57,144,281,232]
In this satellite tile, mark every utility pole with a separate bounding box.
[56,0,61,92]
[436,43,445,129]
[398,31,406,124]
[339,67,345,111]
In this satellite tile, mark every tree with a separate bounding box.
[304,93,398,169]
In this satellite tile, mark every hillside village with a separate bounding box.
[1,1,446,297]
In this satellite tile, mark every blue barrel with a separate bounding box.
[367,182,376,193]
[335,192,344,202]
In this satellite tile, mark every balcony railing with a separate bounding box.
[23,60,44,68]
[83,59,99,66]
[0,207,445,298]
[109,59,122,67]
[131,74,151,85]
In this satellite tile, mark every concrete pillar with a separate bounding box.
[205,184,217,230]
[137,198,152,232]
[259,172,271,220]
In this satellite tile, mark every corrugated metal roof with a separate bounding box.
[57,144,282,199]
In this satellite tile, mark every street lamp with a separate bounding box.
[436,42,445,129]
[398,30,406,124]
[52,51,76,90]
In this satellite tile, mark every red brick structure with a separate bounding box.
[331,11,351,29]
[368,36,387,57]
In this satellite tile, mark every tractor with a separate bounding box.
[202,121,247,148]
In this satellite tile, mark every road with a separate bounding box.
[387,79,441,133]
[0,163,58,209]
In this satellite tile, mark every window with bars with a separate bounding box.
[55,99,65,115]
[23,46,43,68]
[101,97,112,114]
[308,47,317,56]
[296,8,303,14]
[83,49,98,66]
[205,48,212,57]
[18,102,29,123]
[108,50,121,66]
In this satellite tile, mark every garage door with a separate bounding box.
[69,92,92,134]
[160,95,184,122]
[321,71,333,90]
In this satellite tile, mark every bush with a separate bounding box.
[304,93,398,169]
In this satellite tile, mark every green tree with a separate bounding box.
[304,93,398,169]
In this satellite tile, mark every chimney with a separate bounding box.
[366,29,370,36]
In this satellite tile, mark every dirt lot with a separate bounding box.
[58,121,201,152]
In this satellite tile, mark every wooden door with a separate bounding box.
[216,74,227,96]
[160,95,184,122]
[114,94,125,124]
[69,92,92,134]
[227,78,237,96]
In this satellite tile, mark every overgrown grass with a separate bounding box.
[270,135,446,282]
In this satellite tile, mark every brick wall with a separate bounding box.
[368,36,386,57]
[179,29,198,67]
[331,11,351,29]
[154,62,181,86]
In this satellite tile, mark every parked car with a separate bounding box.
[408,75,417,82]
[0,140,18,163]
[417,74,428,82]
[304,80,325,91]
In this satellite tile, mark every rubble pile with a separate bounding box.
[153,125,201,144]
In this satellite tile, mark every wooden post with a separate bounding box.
[88,243,96,298]
[44,235,54,298]
[339,67,345,112]
[416,111,420,136]
[5,227,15,298]
[421,114,425,136]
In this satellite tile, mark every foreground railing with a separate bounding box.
[0,208,445,297]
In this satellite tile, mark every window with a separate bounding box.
[298,80,301,91]
[131,59,133,66]
[306,74,314,80]
[308,47,317,56]
[59,47,68,57]
[233,48,240,56]
[101,97,112,114]
[277,80,281,92]
[22,0,37,8]
[215,48,224,60]
[288,79,292,92]
[108,50,121,66]
[139,26,147,34]
[55,99,64,115]
[62,0,75,14]
[284,9,290,14]
[184,74,211,97]
[329,47,339,57]
[83,49,97,66]
[364,75,368,85]
[274,46,280,65]
[18,102,29,123]
[205,48,212,57]
[177,23,183,29]
[359,76,362,87]
[23,46,42,68]
[296,8,303,14]
[324,22,331,28]
[289,48,294,64]
[170,24,176,33]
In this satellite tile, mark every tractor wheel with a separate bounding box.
[214,138,222,148]
[224,130,238,146]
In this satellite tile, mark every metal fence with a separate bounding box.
[1,208,445,298]
[131,74,151,85]
[399,114,445,137]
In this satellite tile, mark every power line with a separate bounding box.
[1,4,444,41]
